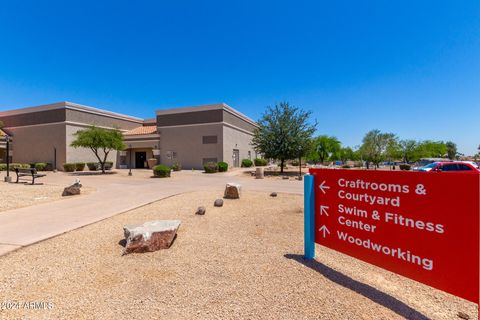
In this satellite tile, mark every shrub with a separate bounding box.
[2,163,30,171]
[63,163,76,172]
[171,161,182,171]
[218,161,228,172]
[254,158,268,166]
[75,163,85,171]
[241,159,253,168]
[204,162,218,173]
[341,164,351,169]
[291,159,299,166]
[35,163,49,171]
[399,164,411,171]
[104,161,113,170]
[87,162,98,171]
[153,164,171,178]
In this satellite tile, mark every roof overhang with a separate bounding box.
[0,102,144,124]
[155,103,258,128]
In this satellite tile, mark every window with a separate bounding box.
[202,136,218,144]
[166,151,177,160]
[248,151,251,160]
[458,164,473,171]
[441,164,458,171]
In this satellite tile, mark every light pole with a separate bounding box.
[298,145,303,181]
[128,144,132,176]
[4,135,11,182]
[53,147,57,173]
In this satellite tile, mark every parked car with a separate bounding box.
[415,162,439,172]
[460,161,479,169]
[416,161,479,173]
[412,158,451,171]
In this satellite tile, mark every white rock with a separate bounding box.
[224,183,241,199]
[123,220,181,254]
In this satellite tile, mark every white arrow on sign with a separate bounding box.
[318,225,330,238]
[319,181,330,194]
[320,205,329,216]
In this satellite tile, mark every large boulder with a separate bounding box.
[62,180,82,196]
[123,220,181,255]
[224,183,241,199]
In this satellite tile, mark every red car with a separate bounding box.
[421,161,479,173]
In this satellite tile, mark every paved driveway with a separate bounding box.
[0,169,303,256]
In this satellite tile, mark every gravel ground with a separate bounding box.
[0,182,94,213]
[0,191,476,319]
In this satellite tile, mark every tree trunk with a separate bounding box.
[92,148,105,174]
[280,159,285,174]
[101,150,110,174]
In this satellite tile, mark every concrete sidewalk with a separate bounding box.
[0,169,303,256]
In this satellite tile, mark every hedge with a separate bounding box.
[0,163,30,171]
[63,163,76,172]
[153,164,171,178]
[75,163,85,171]
[218,161,228,172]
[254,158,267,166]
[87,162,98,171]
[34,162,49,171]
[241,159,253,168]
[204,162,218,173]
[104,161,113,170]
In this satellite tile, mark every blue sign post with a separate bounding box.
[304,174,315,260]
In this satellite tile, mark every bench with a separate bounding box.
[14,168,46,185]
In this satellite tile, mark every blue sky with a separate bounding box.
[0,1,479,154]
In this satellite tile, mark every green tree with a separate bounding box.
[446,141,457,160]
[337,147,357,164]
[310,135,341,164]
[359,130,396,169]
[70,126,125,173]
[398,139,418,163]
[251,102,316,173]
[416,140,447,158]
[385,138,401,168]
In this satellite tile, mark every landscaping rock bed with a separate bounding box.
[0,191,475,319]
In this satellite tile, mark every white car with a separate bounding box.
[460,161,479,169]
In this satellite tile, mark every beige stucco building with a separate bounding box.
[0,102,257,170]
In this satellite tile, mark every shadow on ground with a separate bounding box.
[69,171,118,176]
[284,254,429,320]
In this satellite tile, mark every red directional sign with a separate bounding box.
[309,168,479,303]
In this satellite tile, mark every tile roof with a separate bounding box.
[124,125,158,136]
